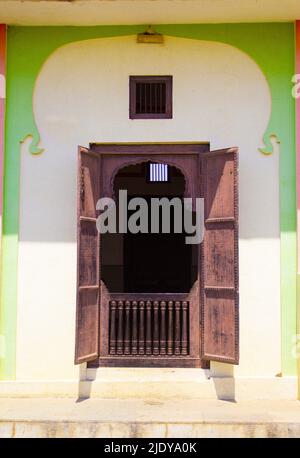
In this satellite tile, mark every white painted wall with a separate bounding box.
[16,36,279,381]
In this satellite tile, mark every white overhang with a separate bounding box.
[0,0,299,26]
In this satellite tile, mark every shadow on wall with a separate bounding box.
[210,364,236,402]
[76,363,93,402]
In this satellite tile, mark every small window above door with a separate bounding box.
[129,76,173,119]
[148,163,169,182]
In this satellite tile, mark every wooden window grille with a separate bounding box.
[129,76,173,119]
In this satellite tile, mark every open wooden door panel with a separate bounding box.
[75,146,101,364]
[201,147,239,364]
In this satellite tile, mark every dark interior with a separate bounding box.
[101,162,198,293]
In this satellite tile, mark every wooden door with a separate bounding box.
[74,147,101,364]
[200,147,239,364]
[74,143,239,368]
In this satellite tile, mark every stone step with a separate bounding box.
[0,398,299,438]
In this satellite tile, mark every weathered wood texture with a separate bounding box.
[201,147,239,364]
[75,147,101,364]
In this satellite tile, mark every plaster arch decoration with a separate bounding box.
[8,25,291,158]
[32,35,271,156]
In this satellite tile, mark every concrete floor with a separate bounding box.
[0,398,300,437]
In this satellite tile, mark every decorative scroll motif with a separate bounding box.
[109,300,189,357]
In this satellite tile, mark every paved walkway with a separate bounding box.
[0,398,299,437]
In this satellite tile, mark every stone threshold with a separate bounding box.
[0,398,300,438]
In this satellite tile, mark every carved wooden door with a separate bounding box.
[75,143,239,368]
[200,147,239,364]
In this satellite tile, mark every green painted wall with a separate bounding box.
[0,24,296,379]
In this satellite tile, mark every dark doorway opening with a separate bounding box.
[101,162,197,293]
[124,229,192,293]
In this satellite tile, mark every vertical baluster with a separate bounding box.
[181,301,188,355]
[159,83,163,113]
[144,83,147,113]
[153,301,159,355]
[149,83,152,113]
[117,301,124,355]
[139,83,142,113]
[131,301,138,355]
[174,301,181,355]
[146,301,152,355]
[167,301,174,355]
[124,301,131,355]
[138,301,145,355]
[160,301,166,355]
[109,301,117,355]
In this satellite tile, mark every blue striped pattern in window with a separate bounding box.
[149,163,168,182]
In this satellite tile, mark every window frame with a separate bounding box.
[129,75,173,119]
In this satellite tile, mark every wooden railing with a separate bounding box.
[108,298,189,357]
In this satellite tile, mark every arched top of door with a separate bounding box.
[89,142,209,199]
[111,158,188,198]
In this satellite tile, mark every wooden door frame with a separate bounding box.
[86,142,210,369]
